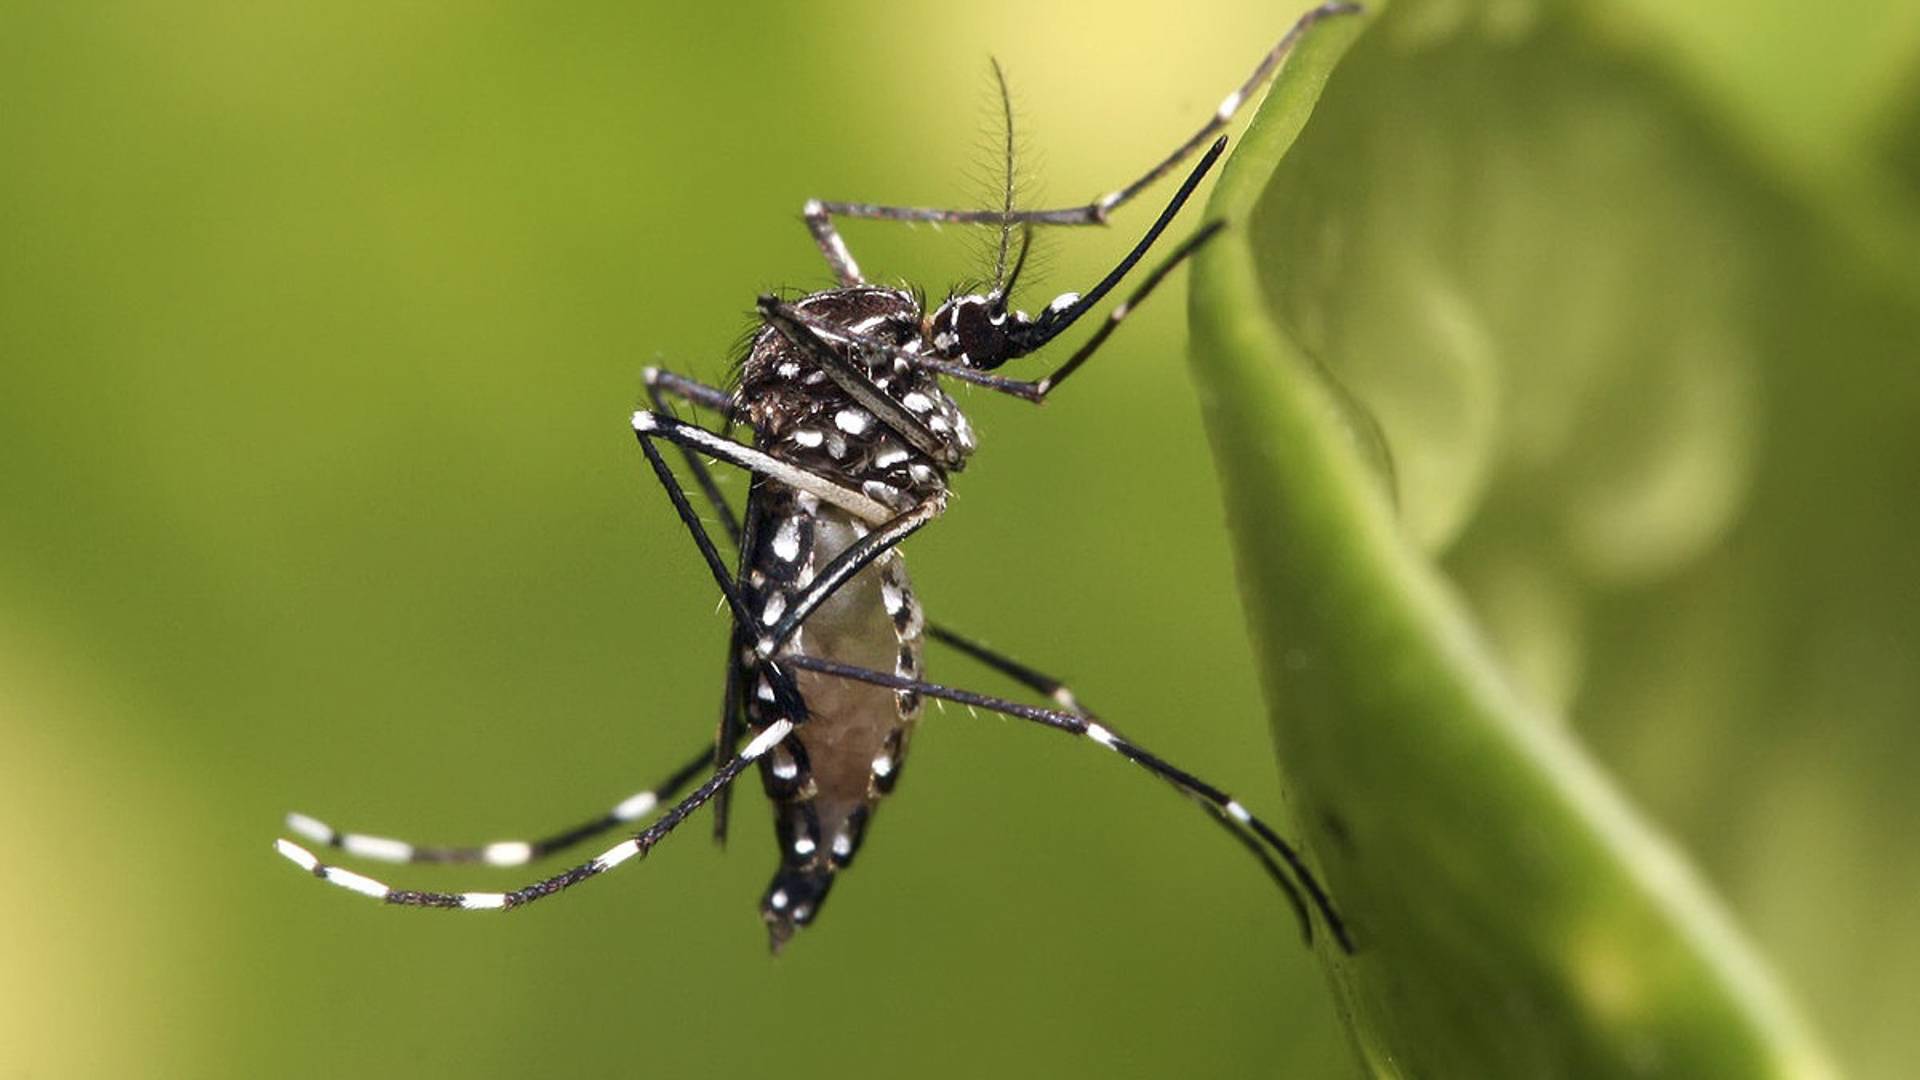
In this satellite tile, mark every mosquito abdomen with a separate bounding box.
[745,494,923,948]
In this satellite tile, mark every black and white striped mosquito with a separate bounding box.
[275,2,1357,954]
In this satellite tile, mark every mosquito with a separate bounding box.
[275,2,1358,954]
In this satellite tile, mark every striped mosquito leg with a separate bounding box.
[281,745,713,869]
[806,4,1359,231]
[1080,2,1360,220]
[633,410,894,524]
[710,623,749,845]
[927,624,1314,938]
[1074,719,1348,952]
[643,366,744,548]
[1027,220,1224,398]
[643,366,736,415]
[635,411,936,726]
[634,423,813,724]
[635,407,947,692]
[816,192,1228,406]
[274,722,795,910]
[756,494,946,657]
[755,296,951,467]
[926,623,1098,720]
[777,654,1352,952]
[633,372,755,843]
[802,198,865,287]
[1009,135,1224,353]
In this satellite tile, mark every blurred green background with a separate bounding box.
[2,2,1915,1078]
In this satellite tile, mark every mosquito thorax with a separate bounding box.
[739,286,977,505]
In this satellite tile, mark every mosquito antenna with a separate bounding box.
[988,56,1018,300]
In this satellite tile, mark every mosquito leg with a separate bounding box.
[803,199,867,287]
[1072,1,1359,222]
[274,722,797,910]
[635,369,760,840]
[806,3,1359,231]
[771,153,1228,429]
[1027,220,1222,399]
[780,160,1228,406]
[1007,134,1223,353]
[754,297,952,467]
[632,412,932,717]
[643,366,742,546]
[756,494,946,657]
[634,425,811,724]
[633,410,894,525]
[926,624,1090,714]
[284,745,713,869]
[920,220,1226,402]
[660,463,932,847]
[776,653,1351,952]
[924,623,1314,941]
[644,366,736,415]
[711,622,748,846]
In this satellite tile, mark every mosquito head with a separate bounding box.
[929,294,1015,370]
[929,289,1082,371]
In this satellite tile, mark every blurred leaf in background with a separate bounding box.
[1,1,1915,1078]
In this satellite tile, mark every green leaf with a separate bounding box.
[1188,3,1854,1075]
